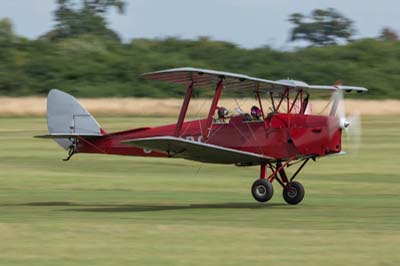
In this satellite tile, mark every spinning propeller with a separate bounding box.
[329,86,362,154]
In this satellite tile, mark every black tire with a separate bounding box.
[282,181,305,205]
[251,179,274,202]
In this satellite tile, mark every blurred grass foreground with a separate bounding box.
[0,115,399,265]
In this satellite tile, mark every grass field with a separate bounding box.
[0,116,399,266]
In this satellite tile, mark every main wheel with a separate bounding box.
[282,181,305,205]
[251,179,274,202]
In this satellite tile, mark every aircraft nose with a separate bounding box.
[339,118,350,129]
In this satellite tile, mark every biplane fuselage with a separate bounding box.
[78,113,341,163]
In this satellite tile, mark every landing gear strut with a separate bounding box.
[251,158,310,205]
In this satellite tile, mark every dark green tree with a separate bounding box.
[0,18,14,52]
[379,27,398,41]
[0,19,29,94]
[45,0,125,40]
[289,8,355,46]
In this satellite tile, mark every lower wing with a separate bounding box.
[122,136,274,165]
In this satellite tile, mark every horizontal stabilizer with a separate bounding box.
[35,133,103,139]
[122,136,273,165]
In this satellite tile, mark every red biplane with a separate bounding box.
[36,67,367,204]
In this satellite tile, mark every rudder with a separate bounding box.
[47,89,103,150]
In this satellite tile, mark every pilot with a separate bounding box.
[251,105,262,120]
[217,106,229,122]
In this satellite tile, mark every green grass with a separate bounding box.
[0,116,399,266]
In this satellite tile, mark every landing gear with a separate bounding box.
[282,181,305,205]
[250,158,310,205]
[251,179,274,202]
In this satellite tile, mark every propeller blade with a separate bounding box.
[328,88,345,137]
[336,89,346,123]
[343,112,362,154]
[327,87,362,154]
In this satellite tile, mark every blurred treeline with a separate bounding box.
[0,18,399,98]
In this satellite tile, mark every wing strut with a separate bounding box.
[204,79,224,140]
[256,91,268,131]
[175,81,194,137]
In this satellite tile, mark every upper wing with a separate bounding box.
[122,136,273,165]
[308,85,367,92]
[143,67,367,93]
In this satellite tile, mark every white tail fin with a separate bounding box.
[46,89,103,150]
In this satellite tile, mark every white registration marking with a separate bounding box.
[185,136,195,141]
[143,148,152,154]
[185,135,203,143]
[142,135,203,154]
